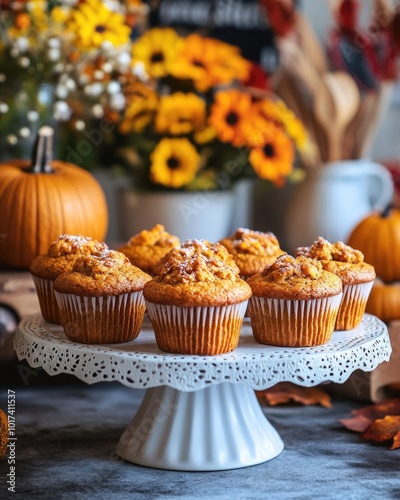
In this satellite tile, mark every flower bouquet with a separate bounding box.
[111,26,308,192]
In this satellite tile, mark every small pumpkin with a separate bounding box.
[0,126,108,269]
[0,408,7,459]
[347,205,400,283]
[365,279,400,323]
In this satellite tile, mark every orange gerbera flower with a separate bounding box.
[249,126,294,186]
[170,34,250,92]
[209,89,258,147]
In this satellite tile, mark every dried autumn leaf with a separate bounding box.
[256,382,332,408]
[340,398,400,432]
[362,415,400,450]
[0,409,8,460]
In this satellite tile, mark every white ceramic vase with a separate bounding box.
[118,188,237,242]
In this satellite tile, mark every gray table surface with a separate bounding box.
[0,374,399,500]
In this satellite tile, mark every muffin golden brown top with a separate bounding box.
[29,234,109,280]
[118,224,180,275]
[295,237,376,285]
[247,254,342,300]
[53,250,151,296]
[219,227,286,278]
[143,239,251,307]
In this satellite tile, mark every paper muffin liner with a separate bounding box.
[248,293,343,347]
[335,281,374,331]
[54,291,146,344]
[145,301,248,355]
[31,276,61,324]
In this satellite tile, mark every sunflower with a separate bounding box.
[209,89,258,147]
[67,0,130,49]
[170,34,250,92]
[249,126,294,186]
[120,81,159,133]
[150,138,200,188]
[155,92,206,136]
[131,27,184,79]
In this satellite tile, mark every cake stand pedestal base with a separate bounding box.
[116,383,284,471]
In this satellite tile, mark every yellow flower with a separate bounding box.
[67,0,130,49]
[170,34,251,92]
[155,92,206,136]
[120,81,159,133]
[51,6,71,25]
[249,125,294,187]
[131,28,184,79]
[209,89,257,147]
[257,99,308,150]
[150,138,200,188]
[193,126,217,145]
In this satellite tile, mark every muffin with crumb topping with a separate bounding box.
[143,239,251,355]
[295,237,375,330]
[219,227,286,280]
[118,224,180,275]
[53,250,151,344]
[247,254,342,347]
[30,234,109,324]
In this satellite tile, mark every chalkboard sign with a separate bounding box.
[147,0,278,73]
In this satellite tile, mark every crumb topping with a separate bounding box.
[296,236,364,264]
[156,239,240,284]
[54,250,151,296]
[261,254,323,282]
[125,224,180,248]
[47,234,108,258]
[220,227,282,256]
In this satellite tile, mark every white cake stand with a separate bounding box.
[14,313,391,471]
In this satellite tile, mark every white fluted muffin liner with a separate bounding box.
[54,290,146,344]
[31,276,61,324]
[248,293,343,347]
[145,300,248,355]
[336,281,374,331]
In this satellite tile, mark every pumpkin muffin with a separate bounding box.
[143,239,251,355]
[53,250,151,344]
[295,237,376,330]
[219,227,286,279]
[118,224,180,275]
[247,254,343,347]
[30,234,109,324]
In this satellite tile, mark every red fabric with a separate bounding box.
[338,0,359,33]
[260,0,296,37]
[244,63,270,90]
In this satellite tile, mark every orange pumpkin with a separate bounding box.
[0,409,7,459]
[366,279,400,323]
[0,126,108,269]
[348,206,400,283]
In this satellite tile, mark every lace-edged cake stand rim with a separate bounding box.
[14,313,391,471]
[14,313,391,392]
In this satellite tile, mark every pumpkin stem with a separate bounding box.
[30,126,55,174]
[382,203,393,218]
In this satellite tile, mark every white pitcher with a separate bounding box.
[284,160,394,254]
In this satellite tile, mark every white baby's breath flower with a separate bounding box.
[91,104,104,119]
[110,93,126,111]
[65,78,76,91]
[53,101,71,121]
[85,83,104,97]
[6,135,18,145]
[107,81,121,95]
[94,70,105,81]
[75,120,85,131]
[116,52,131,71]
[47,38,61,49]
[132,61,148,81]
[27,110,39,122]
[19,127,31,138]
[102,62,113,73]
[56,84,69,99]
[0,102,9,114]
[48,48,61,62]
[15,38,29,53]
[19,57,30,68]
